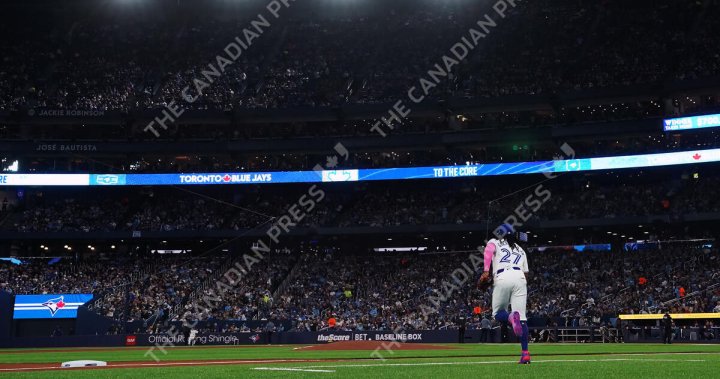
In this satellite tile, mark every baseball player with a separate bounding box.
[478,224,531,364]
[188,328,198,346]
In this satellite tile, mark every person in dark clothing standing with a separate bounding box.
[480,315,492,343]
[181,322,192,345]
[456,314,467,343]
[662,313,673,344]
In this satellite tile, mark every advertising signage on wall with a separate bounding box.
[13,294,93,319]
[0,148,717,187]
[664,113,720,131]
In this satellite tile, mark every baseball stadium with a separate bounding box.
[1,0,720,377]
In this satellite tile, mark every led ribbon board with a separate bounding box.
[619,313,720,320]
[664,113,720,131]
[13,294,93,319]
[0,148,716,186]
[0,174,88,186]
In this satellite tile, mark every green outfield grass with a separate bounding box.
[1,343,718,378]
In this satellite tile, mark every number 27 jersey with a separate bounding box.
[489,238,529,273]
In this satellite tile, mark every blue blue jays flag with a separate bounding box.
[13,294,93,319]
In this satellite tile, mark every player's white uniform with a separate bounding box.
[488,238,529,321]
[188,329,198,346]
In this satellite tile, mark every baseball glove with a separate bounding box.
[477,272,492,291]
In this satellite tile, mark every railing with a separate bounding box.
[86,260,157,320]
[170,255,235,319]
[599,260,685,309]
[554,327,620,343]
[650,282,720,311]
[272,258,303,300]
[560,308,576,318]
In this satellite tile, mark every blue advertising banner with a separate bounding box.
[13,294,93,319]
[0,148,717,186]
[664,113,720,131]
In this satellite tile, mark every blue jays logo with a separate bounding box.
[322,170,358,182]
[565,160,581,171]
[41,296,66,316]
[249,334,260,343]
[95,175,119,185]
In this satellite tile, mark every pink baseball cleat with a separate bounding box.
[518,351,531,364]
[509,311,523,337]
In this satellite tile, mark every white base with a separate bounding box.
[61,360,108,368]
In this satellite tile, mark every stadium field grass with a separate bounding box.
[1,343,718,378]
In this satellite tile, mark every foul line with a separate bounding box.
[275,357,708,370]
[254,367,336,373]
[2,351,717,373]
[0,359,316,372]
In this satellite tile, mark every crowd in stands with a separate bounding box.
[1,0,719,112]
[2,244,718,333]
[0,255,140,295]
[4,170,720,234]
[9,125,720,175]
[4,0,720,340]
[122,254,227,322]
[283,245,720,332]
[175,248,295,322]
[0,252,228,322]
[528,246,720,323]
[10,197,128,233]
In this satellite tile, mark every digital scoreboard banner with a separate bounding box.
[0,174,89,186]
[619,313,720,320]
[664,113,720,131]
[13,294,93,319]
[0,148,716,187]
